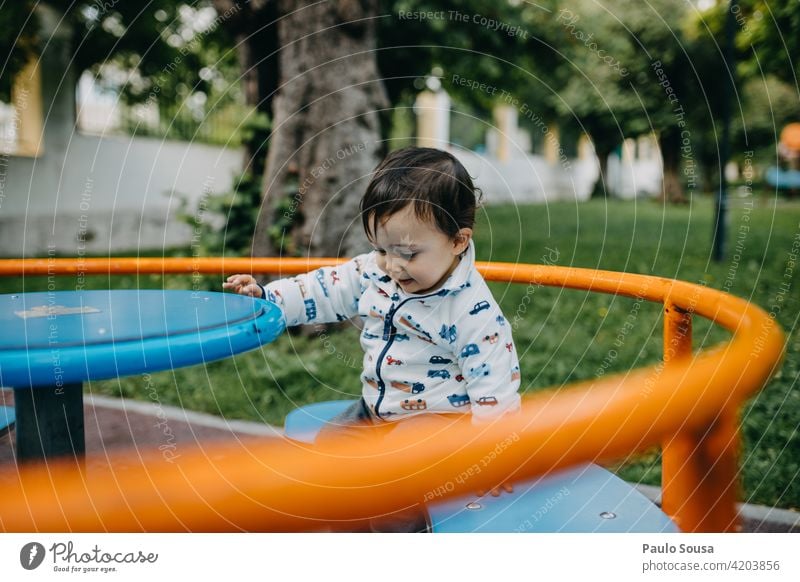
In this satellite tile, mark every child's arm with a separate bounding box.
[223,256,367,326]
[453,299,522,424]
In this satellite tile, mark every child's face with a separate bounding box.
[369,205,471,295]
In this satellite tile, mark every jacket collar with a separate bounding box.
[364,240,475,299]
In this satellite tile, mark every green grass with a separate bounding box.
[3,195,798,510]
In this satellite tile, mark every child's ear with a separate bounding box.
[452,228,473,255]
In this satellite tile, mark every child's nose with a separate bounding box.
[386,254,407,272]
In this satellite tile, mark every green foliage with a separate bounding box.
[681,2,800,191]
[0,2,40,101]
[733,75,800,167]
[45,0,237,99]
[28,1,246,145]
[737,0,800,85]
[379,0,535,110]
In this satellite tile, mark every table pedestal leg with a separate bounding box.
[14,383,85,462]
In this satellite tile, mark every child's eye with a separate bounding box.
[396,251,417,261]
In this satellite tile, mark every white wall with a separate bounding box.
[453,149,598,204]
[1,133,242,257]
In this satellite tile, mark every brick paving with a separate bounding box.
[0,389,280,466]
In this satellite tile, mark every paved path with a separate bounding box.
[0,389,280,465]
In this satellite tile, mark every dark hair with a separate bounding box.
[360,147,481,240]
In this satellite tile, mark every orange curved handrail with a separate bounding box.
[0,257,785,532]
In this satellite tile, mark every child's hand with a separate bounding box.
[478,482,514,497]
[222,274,263,298]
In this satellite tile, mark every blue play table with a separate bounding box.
[0,290,284,462]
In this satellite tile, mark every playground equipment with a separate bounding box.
[284,400,679,532]
[0,257,785,532]
[780,123,800,154]
[764,123,800,191]
[765,167,800,190]
[0,290,283,461]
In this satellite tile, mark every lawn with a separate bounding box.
[3,195,798,510]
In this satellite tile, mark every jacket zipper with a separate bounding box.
[373,291,441,419]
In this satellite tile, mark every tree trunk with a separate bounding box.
[252,0,389,259]
[591,144,615,198]
[659,130,687,204]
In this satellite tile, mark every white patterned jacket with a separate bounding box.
[261,242,521,423]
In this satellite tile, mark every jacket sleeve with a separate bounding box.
[453,291,522,424]
[260,254,368,327]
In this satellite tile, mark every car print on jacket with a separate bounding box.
[447,393,470,407]
[265,289,282,304]
[476,396,498,406]
[398,314,434,343]
[460,343,480,358]
[429,355,453,364]
[427,369,451,379]
[511,365,521,381]
[390,380,426,394]
[304,298,317,321]
[469,301,490,315]
[483,332,499,344]
[401,398,427,411]
[386,355,403,365]
[439,324,457,344]
[315,270,330,297]
[468,363,490,378]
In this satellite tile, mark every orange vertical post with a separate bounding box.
[661,301,739,532]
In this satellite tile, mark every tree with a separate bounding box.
[738,0,800,86]
[734,75,799,163]
[0,2,40,102]
[679,1,798,193]
[547,0,641,198]
[4,1,246,146]
[249,0,538,258]
[249,0,388,259]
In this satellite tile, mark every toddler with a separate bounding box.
[224,146,521,429]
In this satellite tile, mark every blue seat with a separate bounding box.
[284,400,679,533]
[0,405,15,437]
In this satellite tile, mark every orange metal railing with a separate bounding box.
[0,257,785,532]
